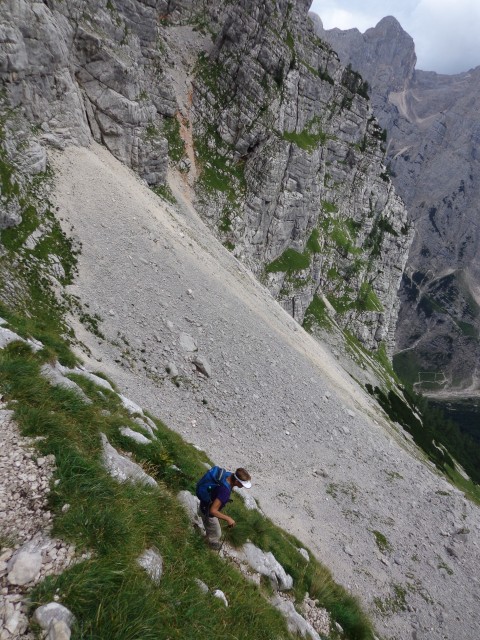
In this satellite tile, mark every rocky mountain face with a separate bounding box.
[0,0,412,355]
[312,14,480,394]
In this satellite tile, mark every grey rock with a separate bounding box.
[241,542,293,591]
[119,426,151,445]
[177,490,205,532]
[7,550,42,585]
[313,14,480,392]
[298,548,310,562]
[137,548,163,585]
[101,433,157,487]
[0,328,25,349]
[179,332,197,352]
[271,595,321,640]
[233,486,260,512]
[166,362,179,377]
[40,363,92,404]
[192,354,212,377]
[118,394,144,415]
[69,369,114,392]
[32,603,75,630]
[193,1,411,355]
[47,620,71,640]
[195,578,209,594]
[212,589,228,606]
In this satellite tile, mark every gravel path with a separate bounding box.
[50,143,480,640]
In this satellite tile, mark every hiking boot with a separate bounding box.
[208,541,222,550]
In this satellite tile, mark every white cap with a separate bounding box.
[234,474,252,489]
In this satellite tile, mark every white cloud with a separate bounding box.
[309,0,480,73]
[410,0,480,72]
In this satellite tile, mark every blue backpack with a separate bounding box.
[196,466,231,504]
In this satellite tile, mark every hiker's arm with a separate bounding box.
[209,498,236,527]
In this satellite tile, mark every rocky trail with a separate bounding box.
[45,142,480,640]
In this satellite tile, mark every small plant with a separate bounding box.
[266,248,310,274]
[282,116,328,152]
[152,184,177,204]
[374,584,407,615]
[371,530,392,554]
[162,116,185,163]
[437,560,453,575]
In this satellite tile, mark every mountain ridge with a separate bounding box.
[311,12,480,396]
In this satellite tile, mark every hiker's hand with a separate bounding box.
[226,517,236,528]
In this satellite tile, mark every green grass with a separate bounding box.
[282,116,328,152]
[266,248,310,274]
[152,184,177,204]
[162,116,185,163]
[306,228,321,253]
[371,530,392,554]
[365,383,480,499]
[302,295,333,332]
[0,332,376,640]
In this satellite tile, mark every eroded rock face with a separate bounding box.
[192,1,412,352]
[0,0,412,355]
[312,14,480,392]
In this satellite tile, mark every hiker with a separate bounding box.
[196,466,252,549]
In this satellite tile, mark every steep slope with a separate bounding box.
[0,0,412,357]
[49,141,480,640]
[312,14,480,395]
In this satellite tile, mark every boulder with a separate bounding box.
[100,433,157,487]
[271,595,321,640]
[120,426,151,445]
[32,602,75,630]
[7,550,42,586]
[177,490,205,532]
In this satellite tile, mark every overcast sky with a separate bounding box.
[309,0,480,74]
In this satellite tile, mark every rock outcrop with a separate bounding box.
[0,0,412,355]
[192,1,412,352]
[312,13,480,392]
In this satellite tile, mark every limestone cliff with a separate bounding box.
[312,14,480,393]
[0,0,412,354]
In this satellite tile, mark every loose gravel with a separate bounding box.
[48,143,480,640]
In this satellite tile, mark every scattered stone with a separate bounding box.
[101,433,157,487]
[166,362,179,377]
[213,589,228,606]
[192,354,212,377]
[229,542,293,591]
[298,548,310,562]
[302,593,331,637]
[195,578,209,594]
[344,546,354,557]
[137,548,163,585]
[120,426,151,445]
[179,332,197,352]
[177,491,205,532]
[233,486,261,512]
[271,594,321,640]
[47,619,71,640]
[33,602,75,630]
[7,551,42,586]
[40,363,91,404]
